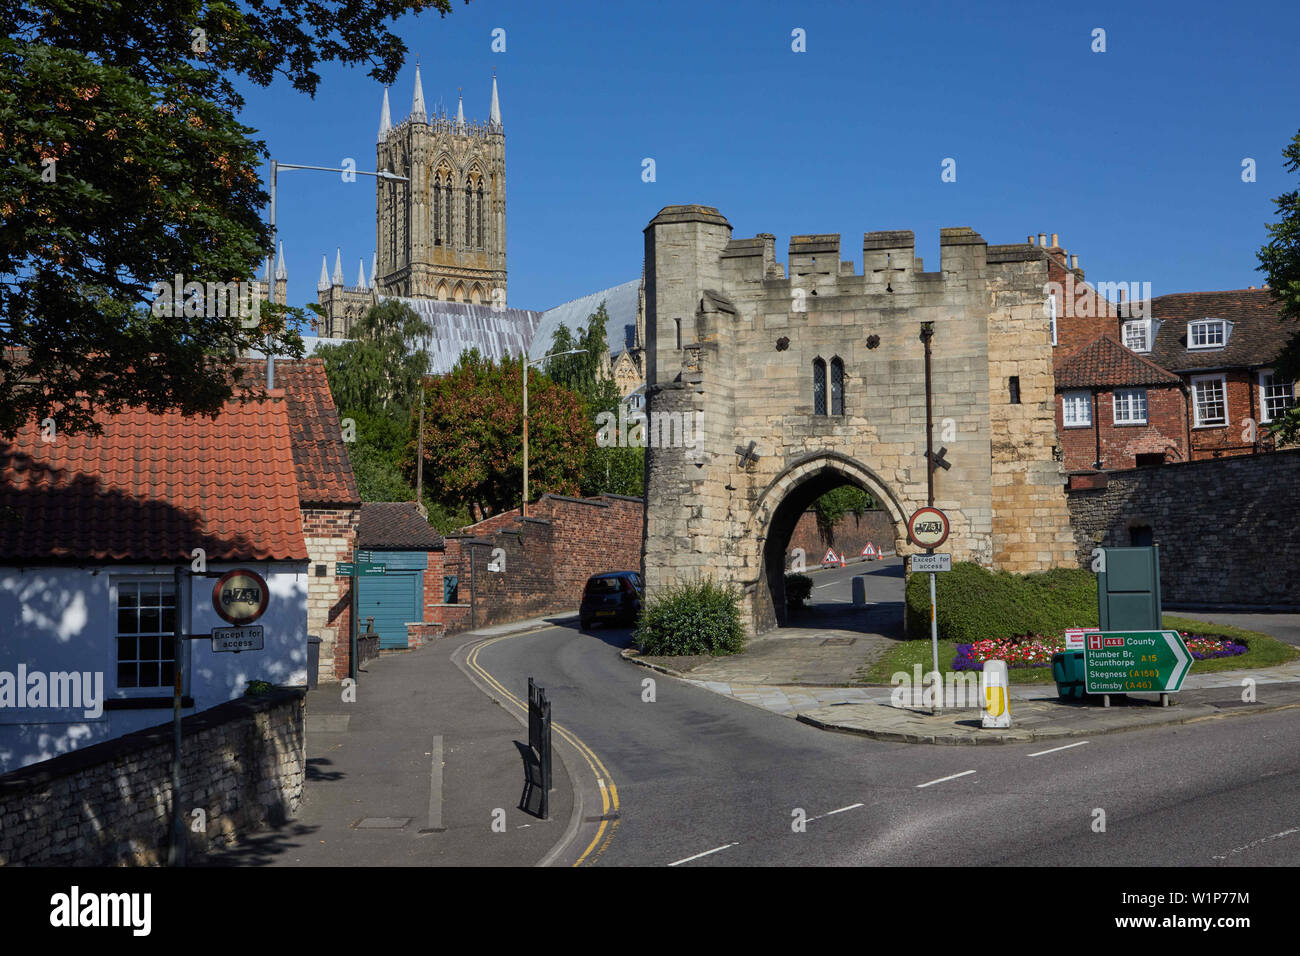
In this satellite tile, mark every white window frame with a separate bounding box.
[1062,389,1092,428]
[1121,319,1150,353]
[1258,368,1295,423]
[1190,373,1229,427]
[1187,318,1228,350]
[110,576,182,697]
[1112,388,1148,425]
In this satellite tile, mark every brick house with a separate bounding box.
[1055,335,1187,473]
[242,359,361,682]
[1137,289,1296,460]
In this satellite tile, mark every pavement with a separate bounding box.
[624,556,1300,744]
[198,614,578,866]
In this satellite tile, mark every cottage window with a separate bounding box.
[1113,388,1148,425]
[1191,374,1228,426]
[1188,318,1227,349]
[115,580,177,690]
[813,358,827,415]
[1259,369,1295,423]
[1062,390,1091,427]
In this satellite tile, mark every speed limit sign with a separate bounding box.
[907,507,949,549]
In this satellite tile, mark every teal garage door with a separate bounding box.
[356,550,427,650]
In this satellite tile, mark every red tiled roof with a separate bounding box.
[239,359,360,506]
[357,502,445,550]
[1130,288,1290,371]
[0,396,306,562]
[1055,334,1182,389]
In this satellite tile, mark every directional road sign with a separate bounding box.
[1083,630,1192,694]
[336,562,354,576]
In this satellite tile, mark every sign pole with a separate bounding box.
[349,560,358,682]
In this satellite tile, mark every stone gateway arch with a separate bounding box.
[640,205,1076,635]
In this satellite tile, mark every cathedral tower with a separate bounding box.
[374,69,507,306]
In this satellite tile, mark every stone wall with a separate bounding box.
[0,688,304,866]
[432,494,643,633]
[302,506,359,682]
[642,206,1076,634]
[1065,448,1300,606]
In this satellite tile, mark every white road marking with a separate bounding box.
[1211,827,1299,860]
[1027,741,1090,757]
[807,802,864,822]
[916,770,976,788]
[668,842,739,866]
[426,735,443,831]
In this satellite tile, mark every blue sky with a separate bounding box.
[240,0,1300,314]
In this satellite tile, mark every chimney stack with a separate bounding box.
[1050,233,1059,248]
[1038,233,1048,247]
[1070,254,1078,269]
[1028,235,1036,246]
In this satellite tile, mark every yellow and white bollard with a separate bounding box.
[981,660,1011,728]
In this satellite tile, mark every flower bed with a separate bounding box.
[951,632,1247,671]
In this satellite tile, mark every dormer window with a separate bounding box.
[1122,319,1150,352]
[1188,318,1229,350]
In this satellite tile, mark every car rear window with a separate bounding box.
[586,577,622,594]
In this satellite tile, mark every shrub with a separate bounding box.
[905,562,1097,643]
[785,573,813,608]
[634,579,746,656]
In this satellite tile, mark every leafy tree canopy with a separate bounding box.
[1257,128,1300,444]
[410,348,588,520]
[0,0,465,437]
[316,300,431,419]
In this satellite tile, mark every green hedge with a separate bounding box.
[634,579,746,656]
[905,563,1097,642]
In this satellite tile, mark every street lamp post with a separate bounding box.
[264,160,410,385]
[522,349,587,517]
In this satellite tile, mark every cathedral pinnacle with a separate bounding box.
[332,248,344,287]
[412,62,427,122]
[378,86,392,141]
[317,255,330,292]
[489,73,501,128]
[357,258,367,289]
[275,241,287,281]
[456,88,465,127]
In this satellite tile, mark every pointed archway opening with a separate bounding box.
[756,463,905,636]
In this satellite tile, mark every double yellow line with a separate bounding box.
[465,633,620,866]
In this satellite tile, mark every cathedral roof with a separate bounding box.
[531,279,641,362]
[384,297,543,376]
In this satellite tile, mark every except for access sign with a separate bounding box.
[211,625,265,653]
[1083,630,1192,694]
[907,507,949,549]
[910,553,952,573]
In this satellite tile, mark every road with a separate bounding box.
[471,619,1300,867]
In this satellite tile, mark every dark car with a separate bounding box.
[579,571,643,629]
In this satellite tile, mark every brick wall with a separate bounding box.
[786,509,896,563]
[301,506,359,682]
[1065,448,1300,606]
[0,688,304,865]
[1187,369,1259,460]
[1057,386,1188,472]
[431,494,643,633]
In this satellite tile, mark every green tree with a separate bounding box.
[544,302,644,497]
[411,349,588,519]
[812,485,876,543]
[0,0,464,437]
[1257,128,1300,444]
[315,300,431,418]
